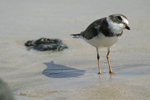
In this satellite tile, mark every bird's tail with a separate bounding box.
[70,33,81,38]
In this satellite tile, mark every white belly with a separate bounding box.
[83,33,121,48]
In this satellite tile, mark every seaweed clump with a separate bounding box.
[24,38,68,51]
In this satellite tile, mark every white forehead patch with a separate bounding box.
[121,16,129,25]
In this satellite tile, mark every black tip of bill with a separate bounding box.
[125,25,130,30]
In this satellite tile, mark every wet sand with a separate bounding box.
[0,0,150,100]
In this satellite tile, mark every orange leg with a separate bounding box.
[106,48,113,74]
[96,48,101,74]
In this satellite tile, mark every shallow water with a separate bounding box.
[0,0,150,100]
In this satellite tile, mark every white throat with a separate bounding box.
[106,17,124,34]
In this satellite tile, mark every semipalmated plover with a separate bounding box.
[71,14,130,74]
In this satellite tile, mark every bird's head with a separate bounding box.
[107,14,130,34]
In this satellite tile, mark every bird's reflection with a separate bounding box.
[98,73,114,83]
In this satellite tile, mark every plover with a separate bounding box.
[71,14,130,74]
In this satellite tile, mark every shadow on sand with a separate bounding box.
[42,61,85,78]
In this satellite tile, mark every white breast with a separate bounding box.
[83,33,121,48]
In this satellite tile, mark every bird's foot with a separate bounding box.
[98,72,102,74]
[109,71,114,74]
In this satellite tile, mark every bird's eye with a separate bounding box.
[116,16,122,20]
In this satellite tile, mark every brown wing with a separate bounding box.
[81,18,106,40]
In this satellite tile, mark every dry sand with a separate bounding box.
[0,0,150,100]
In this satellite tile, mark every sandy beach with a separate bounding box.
[0,0,150,100]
